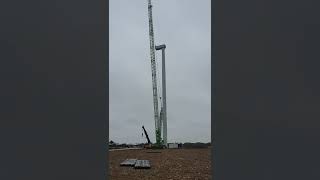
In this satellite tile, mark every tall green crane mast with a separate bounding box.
[147,0,162,146]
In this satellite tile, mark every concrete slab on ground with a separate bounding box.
[134,160,151,169]
[120,159,137,166]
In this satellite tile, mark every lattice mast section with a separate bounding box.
[147,0,162,145]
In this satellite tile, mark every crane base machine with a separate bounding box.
[142,125,165,149]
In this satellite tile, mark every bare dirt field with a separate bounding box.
[109,148,212,180]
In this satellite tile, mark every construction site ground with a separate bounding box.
[109,148,212,180]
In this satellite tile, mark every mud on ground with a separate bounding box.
[109,148,212,180]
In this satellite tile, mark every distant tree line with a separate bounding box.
[182,142,211,149]
[109,140,144,149]
[109,140,211,149]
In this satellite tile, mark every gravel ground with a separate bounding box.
[109,148,212,180]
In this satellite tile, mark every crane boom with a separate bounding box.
[142,126,151,144]
[147,0,161,145]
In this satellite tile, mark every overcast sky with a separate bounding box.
[109,0,211,144]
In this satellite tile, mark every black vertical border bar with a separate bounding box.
[214,0,320,179]
[106,0,110,179]
[211,0,216,179]
[0,0,109,179]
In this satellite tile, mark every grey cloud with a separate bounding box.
[110,0,211,144]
